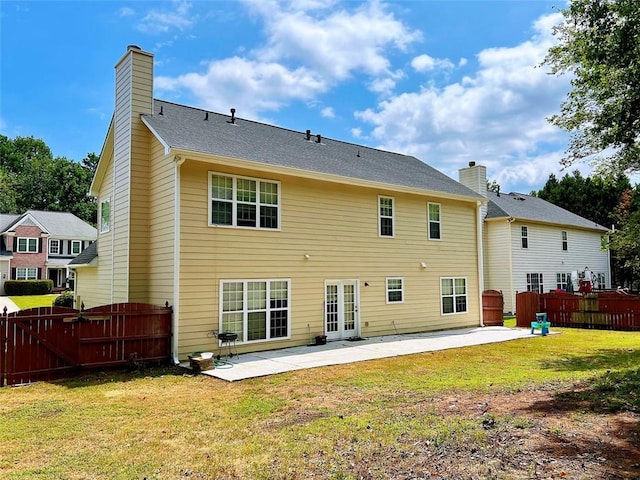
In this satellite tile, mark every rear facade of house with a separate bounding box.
[72,46,486,361]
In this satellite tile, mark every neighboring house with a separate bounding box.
[0,210,97,295]
[459,163,611,314]
[70,46,487,362]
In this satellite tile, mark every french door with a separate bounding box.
[324,280,359,340]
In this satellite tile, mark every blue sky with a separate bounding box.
[1,0,582,193]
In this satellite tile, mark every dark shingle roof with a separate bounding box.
[142,100,482,200]
[485,192,608,231]
[69,241,97,265]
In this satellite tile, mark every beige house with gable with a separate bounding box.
[71,46,487,362]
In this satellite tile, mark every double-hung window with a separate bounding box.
[556,273,568,290]
[527,273,543,293]
[49,239,60,255]
[220,279,290,343]
[428,203,441,240]
[378,196,394,237]
[441,277,467,314]
[16,267,38,280]
[71,241,82,255]
[521,226,528,249]
[210,173,280,229]
[386,277,404,303]
[17,237,38,253]
[561,231,568,251]
[100,198,111,233]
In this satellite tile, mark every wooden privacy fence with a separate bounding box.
[482,290,504,326]
[516,291,640,331]
[1,303,172,386]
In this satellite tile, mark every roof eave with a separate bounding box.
[171,147,484,204]
[90,116,115,197]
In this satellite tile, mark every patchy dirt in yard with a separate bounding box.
[285,385,640,480]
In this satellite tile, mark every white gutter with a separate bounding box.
[476,200,485,327]
[172,154,186,364]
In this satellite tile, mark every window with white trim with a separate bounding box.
[386,277,404,303]
[100,198,111,233]
[209,173,280,229]
[378,196,394,237]
[71,241,82,255]
[596,273,606,289]
[49,239,60,255]
[16,267,38,280]
[441,277,467,314]
[556,273,568,290]
[220,279,290,343]
[521,226,528,249]
[428,202,441,240]
[17,237,38,253]
[561,231,568,251]
[526,273,543,293]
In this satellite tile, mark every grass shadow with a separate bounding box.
[543,347,640,373]
[50,363,189,389]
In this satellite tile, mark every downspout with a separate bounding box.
[507,217,515,313]
[172,154,185,364]
[476,201,485,327]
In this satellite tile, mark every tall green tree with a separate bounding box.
[543,0,640,174]
[534,170,631,229]
[0,135,97,225]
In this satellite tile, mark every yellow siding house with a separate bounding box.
[71,46,486,362]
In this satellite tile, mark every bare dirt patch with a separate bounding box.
[297,386,640,480]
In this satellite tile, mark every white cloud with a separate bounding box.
[355,12,571,192]
[137,0,194,34]
[156,57,326,118]
[157,0,420,118]
[119,7,135,17]
[411,54,454,72]
[321,107,335,118]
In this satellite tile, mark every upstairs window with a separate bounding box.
[428,203,441,240]
[561,231,568,251]
[49,239,60,255]
[521,226,528,249]
[71,241,82,255]
[100,198,111,233]
[17,237,38,253]
[210,173,280,229]
[378,196,394,237]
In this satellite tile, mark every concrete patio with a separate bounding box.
[195,326,545,382]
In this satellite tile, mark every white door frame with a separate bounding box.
[324,279,360,340]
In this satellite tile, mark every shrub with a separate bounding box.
[53,291,75,308]
[4,280,53,296]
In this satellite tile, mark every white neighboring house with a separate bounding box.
[459,163,611,314]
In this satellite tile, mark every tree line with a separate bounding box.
[0,135,97,225]
[532,171,640,289]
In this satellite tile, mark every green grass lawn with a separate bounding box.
[8,294,60,310]
[0,326,638,479]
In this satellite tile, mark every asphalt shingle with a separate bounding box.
[142,100,482,200]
